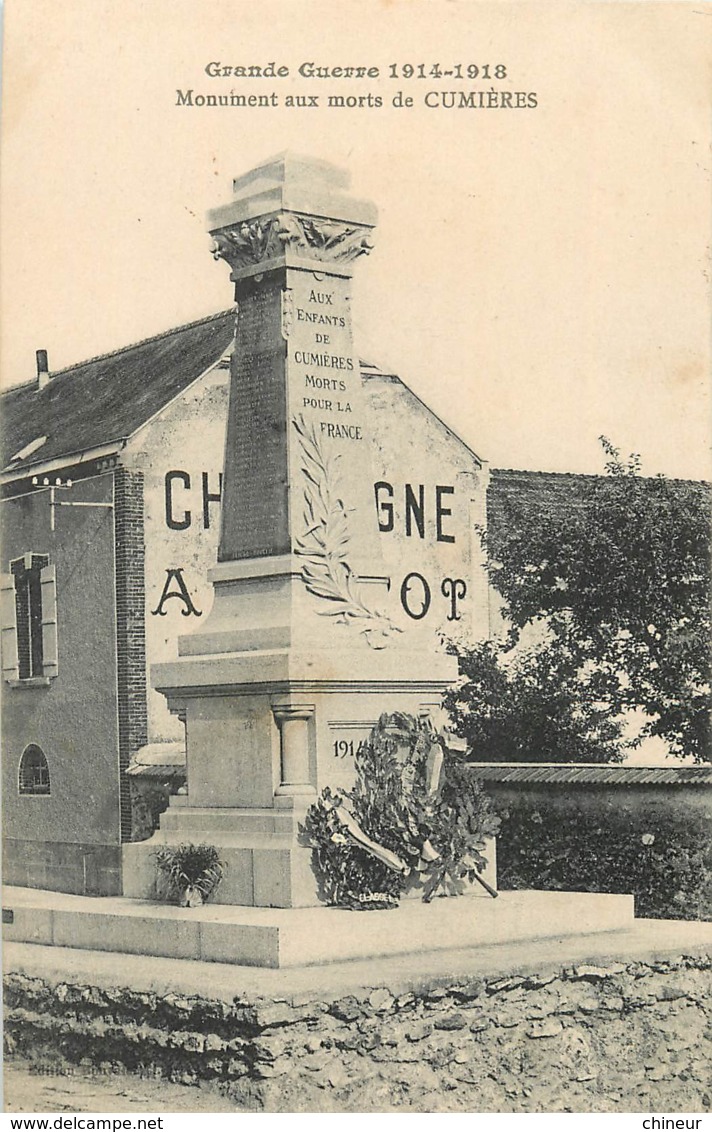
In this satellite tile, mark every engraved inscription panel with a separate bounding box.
[219,280,289,560]
[324,722,374,791]
[286,269,383,569]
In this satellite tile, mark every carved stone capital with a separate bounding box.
[271,702,315,726]
[211,211,375,275]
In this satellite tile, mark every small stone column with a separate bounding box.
[272,701,315,796]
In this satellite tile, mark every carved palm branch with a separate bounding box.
[292,414,400,643]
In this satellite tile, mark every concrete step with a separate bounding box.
[2,885,635,969]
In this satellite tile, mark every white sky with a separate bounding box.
[1,0,710,480]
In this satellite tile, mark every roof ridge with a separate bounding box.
[467,764,712,781]
[492,468,602,478]
[467,760,709,768]
[1,376,39,396]
[52,308,235,378]
[491,467,711,488]
[1,309,236,396]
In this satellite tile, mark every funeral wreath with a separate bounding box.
[301,712,500,909]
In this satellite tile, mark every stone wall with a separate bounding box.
[5,955,710,1112]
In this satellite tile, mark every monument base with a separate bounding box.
[2,886,635,969]
[121,802,498,908]
[143,637,462,908]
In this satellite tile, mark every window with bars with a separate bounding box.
[18,744,51,795]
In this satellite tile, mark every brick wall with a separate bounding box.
[113,467,148,842]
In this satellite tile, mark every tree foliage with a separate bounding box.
[447,439,711,762]
[444,639,625,763]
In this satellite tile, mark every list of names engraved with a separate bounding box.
[219,280,289,560]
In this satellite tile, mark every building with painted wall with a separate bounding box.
[4,305,708,897]
[1,313,234,892]
[1,310,491,894]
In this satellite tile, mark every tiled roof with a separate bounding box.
[1,308,486,481]
[1,311,236,475]
[466,763,712,786]
[487,467,710,534]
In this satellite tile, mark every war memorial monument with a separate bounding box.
[5,154,634,968]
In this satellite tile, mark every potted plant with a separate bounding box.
[153,842,225,907]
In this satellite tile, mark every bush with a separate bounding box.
[129,779,175,842]
[494,795,712,920]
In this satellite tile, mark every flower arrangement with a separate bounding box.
[301,712,500,909]
[153,843,225,907]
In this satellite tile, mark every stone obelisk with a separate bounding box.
[125,154,457,908]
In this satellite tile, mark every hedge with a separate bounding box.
[493,795,712,921]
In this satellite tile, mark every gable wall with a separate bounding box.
[124,366,490,743]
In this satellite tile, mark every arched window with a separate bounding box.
[18,744,50,795]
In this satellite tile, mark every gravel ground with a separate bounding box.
[4,1060,241,1114]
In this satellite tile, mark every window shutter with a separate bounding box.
[0,572,19,682]
[40,564,58,678]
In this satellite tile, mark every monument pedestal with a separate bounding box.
[123,809,497,909]
[123,556,460,908]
